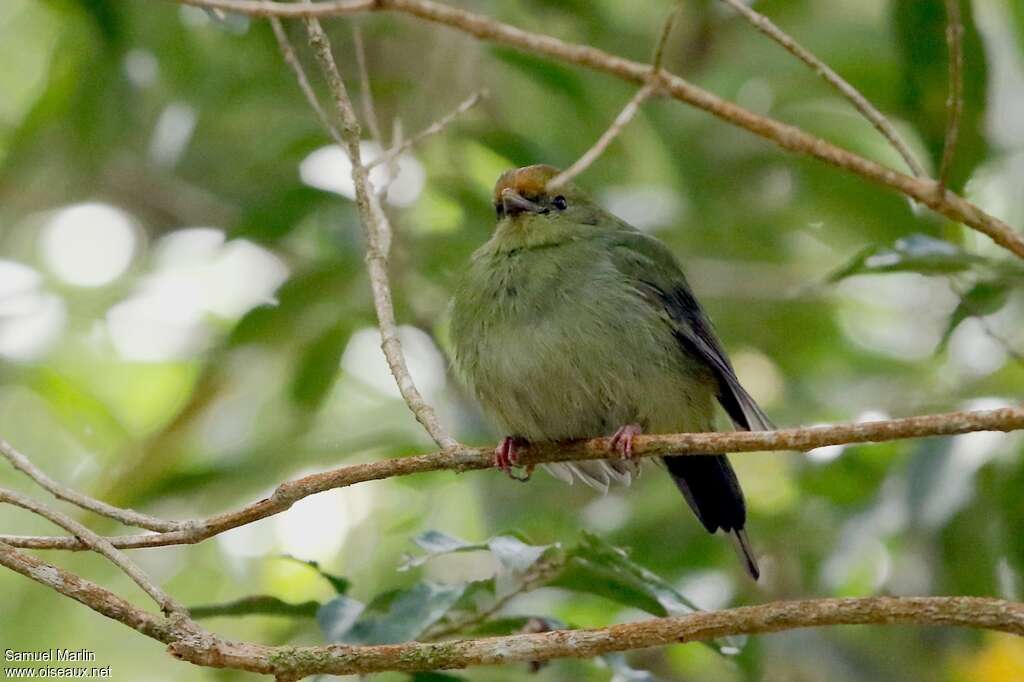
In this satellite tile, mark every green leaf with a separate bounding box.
[553,532,698,617]
[189,595,320,620]
[938,280,1010,349]
[323,582,467,645]
[489,47,588,106]
[317,595,365,642]
[825,234,984,282]
[403,530,557,573]
[892,0,989,191]
[280,556,351,594]
[289,321,350,411]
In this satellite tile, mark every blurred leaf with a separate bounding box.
[317,595,365,642]
[280,556,351,594]
[825,234,984,282]
[322,582,466,645]
[190,595,320,620]
[403,530,557,572]
[289,320,350,411]
[938,280,1011,349]
[466,615,565,636]
[602,653,661,682]
[233,186,328,242]
[489,47,588,106]
[553,532,696,617]
[892,0,988,191]
[408,673,465,681]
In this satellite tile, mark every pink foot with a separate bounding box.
[494,436,532,481]
[610,423,643,460]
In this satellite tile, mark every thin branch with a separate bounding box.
[547,5,679,190]
[291,10,459,451]
[938,0,964,191]
[169,596,1024,676]
[651,2,681,72]
[269,16,340,140]
[2,406,1021,551]
[365,89,487,170]
[424,558,563,640]
[717,0,926,179]
[171,0,1024,259]
[0,542,183,643]
[547,82,658,190]
[0,437,181,532]
[0,488,185,615]
[353,24,384,145]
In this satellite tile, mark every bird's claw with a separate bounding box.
[610,423,643,460]
[494,436,533,481]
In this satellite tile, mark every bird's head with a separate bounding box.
[492,165,598,228]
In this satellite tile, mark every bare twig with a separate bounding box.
[547,83,658,190]
[651,2,681,72]
[294,10,459,451]
[366,89,487,170]
[0,542,184,643]
[2,406,1021,551]
[353,24,384,145]
[718,0,926,179]
[0,438,181,533]
[547,5,679,190]
[269,17,340,139]
[171,0,1024,258]
[938,0,964,191]
[0,488,184,615]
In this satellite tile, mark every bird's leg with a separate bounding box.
[610,423,643,460]
[494,436,533,481]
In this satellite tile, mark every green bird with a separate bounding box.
[450,165,771,580]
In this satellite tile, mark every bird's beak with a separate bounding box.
[501,188,544,217]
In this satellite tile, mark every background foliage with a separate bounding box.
[1,0,1024,679]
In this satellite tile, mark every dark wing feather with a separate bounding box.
[608,230,773,432]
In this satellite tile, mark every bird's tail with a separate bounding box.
[663,454,759,581]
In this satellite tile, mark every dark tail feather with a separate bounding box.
[664,454,760,581]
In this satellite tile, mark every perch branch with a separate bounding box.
[718,0,926,178]
[2,406,1020,551]
[171,0,1024,259]
[938,0,964,190]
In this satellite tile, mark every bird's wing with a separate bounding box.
[608,230,773,432]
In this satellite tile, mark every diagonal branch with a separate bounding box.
[2,406,1021,551]
[718,0,927,179]
[547,5,679,190]
[365,89,487,170]
[281,10,459,451]
[170,0,1024,259]
[1,437,182,532]
[0,488,185,614]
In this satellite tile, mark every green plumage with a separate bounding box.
[450,165,769,579]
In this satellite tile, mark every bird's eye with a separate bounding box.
[553,195,568,211]
[495,203,505,219]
